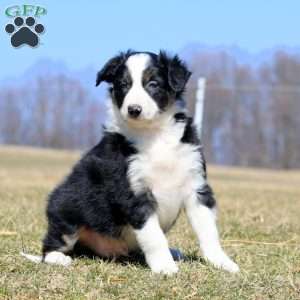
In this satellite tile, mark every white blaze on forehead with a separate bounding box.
[125,53,151,83]
[121,53,159,122]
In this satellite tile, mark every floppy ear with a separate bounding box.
[96,51,130,86]
[159,51,191,94]
[168,55,191,93]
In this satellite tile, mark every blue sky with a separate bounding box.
[1,0,300,79]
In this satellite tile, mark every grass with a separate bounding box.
[0,145,300,300]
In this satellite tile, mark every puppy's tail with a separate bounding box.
[20,251,43,263]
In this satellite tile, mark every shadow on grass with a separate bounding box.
[71,243,205,267]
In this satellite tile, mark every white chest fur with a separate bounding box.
[127,120,204,233]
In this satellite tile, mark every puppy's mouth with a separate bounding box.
[125,114,156,128]
[122,107,159,126]
[113,104,163,129]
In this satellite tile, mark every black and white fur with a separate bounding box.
[22,51,239,274]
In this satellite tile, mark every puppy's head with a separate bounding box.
[96,50,191,126]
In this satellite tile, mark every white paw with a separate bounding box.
[150,260,179,275]
[204,251,239,273]
[44,251,72,267]
[147,252,178,275]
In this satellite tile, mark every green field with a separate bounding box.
[0,145,299,300]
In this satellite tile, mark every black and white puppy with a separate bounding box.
[22,50,239,274]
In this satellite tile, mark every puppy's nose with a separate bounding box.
[128,105,142,118]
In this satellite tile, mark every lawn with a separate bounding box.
[0,145,299,300]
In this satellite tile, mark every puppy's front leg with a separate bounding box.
[185,184,239,273]
[134,214,178,275]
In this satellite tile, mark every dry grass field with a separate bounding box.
[0,145,300,299]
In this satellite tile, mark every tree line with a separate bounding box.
[0,51,299,169]
[0,75,104,149]
[186,51,300,169]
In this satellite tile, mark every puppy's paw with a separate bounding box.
[44,251,72,267]
[151,260,179,275]
[204,251,239,273]
[147,252,178,275]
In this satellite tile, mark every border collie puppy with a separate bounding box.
[22,50,239,274]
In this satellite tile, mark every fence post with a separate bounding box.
[194,77,206,138]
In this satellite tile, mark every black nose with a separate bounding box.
[128,105,142,118]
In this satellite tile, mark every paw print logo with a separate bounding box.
[5,16,45,48]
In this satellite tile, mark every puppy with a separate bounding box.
[22,50,239,274]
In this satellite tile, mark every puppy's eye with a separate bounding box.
[147,81,159,89]
[120,81,129,89]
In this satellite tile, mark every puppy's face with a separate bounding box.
[96,51,191,126]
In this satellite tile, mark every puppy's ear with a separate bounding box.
[159,51,191,94]
[96,51,131,86]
